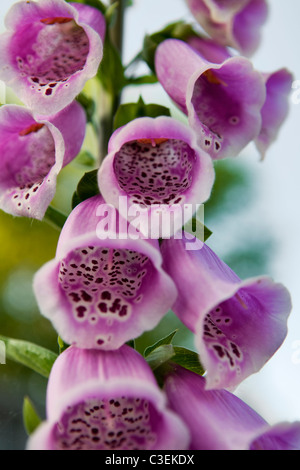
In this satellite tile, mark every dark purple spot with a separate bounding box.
[76,306,87,318]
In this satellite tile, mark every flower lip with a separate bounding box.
[196,274,292,390]
[185,0,268,57]
[155,39,266,160]
[0,101,86,220]
[27,346,190,450]
[98,116,215,238]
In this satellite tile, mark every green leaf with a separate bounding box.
[72,169,100,209]
[145,344,175,371]
[43,205,68,231]
[125,75,158,86]
[98,33,126,95]
[171,346,205,376]
[0,335,58,378]
[113,96,171,130]
[141,21,196,72]
[23,397,42,436]
[144,329,178,357]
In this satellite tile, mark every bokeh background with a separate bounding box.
[0,0,300,449]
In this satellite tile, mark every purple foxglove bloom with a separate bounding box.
[0,0,105,115]
[98,116,215,238]
[27,345,190,450]
[160,235,292,390]
[255,69,294,159]
[186,36,294,160]
[155,39,266,160]
[164,366,300,450]
[0,101,86,220]
[33,195,177,350]
[185,0,268,57]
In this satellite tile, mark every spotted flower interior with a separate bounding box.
[113,138,196,206]
[53,396,161,450]
[1,123,55,214]
[13,18,89,98]
[59,245,156,348]
[192,69,241,156]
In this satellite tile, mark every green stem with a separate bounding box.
[110,0,126,57]
[98,1,126,163]
[44,205,68,230]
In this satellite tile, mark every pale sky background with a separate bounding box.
[0,0,300,427]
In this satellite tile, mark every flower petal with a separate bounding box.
[161,236,292,390]
[33,195,178,350]
[250,422,300,450]
[165,366,300,450]
[255,68,294,159]
[164,366,267,450]
[27,345,190,450]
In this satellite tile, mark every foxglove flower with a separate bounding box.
[33,195,177,350]
[164,366,300,450]
[155,39,266,159]
[185,0,268,57]
[27,345,190,450]
[186,36,294,159]
[98,116,215,237]
[0,101,86,220]
[160,235,292,390]
[0,0,106,115]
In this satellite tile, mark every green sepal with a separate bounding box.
[0,335,58,378]
[58,337,70,355]
[171,346,205,376]
[23,396,42,436]
[72,169,100,209]
[153,346,205,388]
[145,344,175,371]
[144,329,178,357]
[113,96,171,130]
